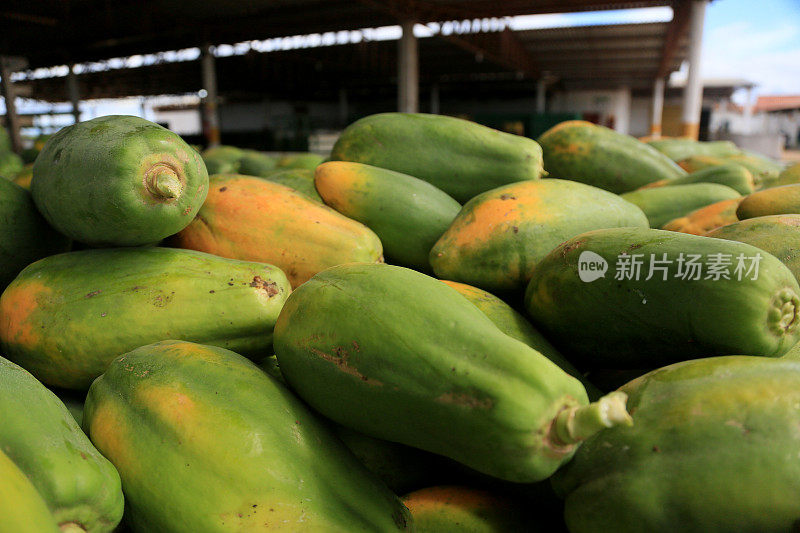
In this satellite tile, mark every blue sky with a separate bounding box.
[699,0,800,99]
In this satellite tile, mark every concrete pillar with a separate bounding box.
[67,64,81,124]
[681,0,708,139]
[650,77,665,138]
[743,86,754,133]
[338,88,348,126]
[430,82,440,115]
[201,44,220,147]
[536,78,546,114]
[0,57,22,154]
[614,86,631,135]
[398,20,419,113]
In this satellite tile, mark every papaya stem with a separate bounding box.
[144,164,182,200]
[554,391,633,445]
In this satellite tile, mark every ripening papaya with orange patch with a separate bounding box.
[737,184,800,220]
[0,280,52,350]
[402,486,533,532]
[83,341,411,532]
[661,197,741,235]
[172,174,383,287]
[315,161,460,271]
[430,179,648,292]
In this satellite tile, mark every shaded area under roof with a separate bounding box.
[2,1,693,104]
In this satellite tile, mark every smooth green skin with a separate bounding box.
[706,215,800,282]
[83,340,411,532]
[774,162,800,187]
[553,356,800,533]
[259,168,323,202]
[525,228,800,368]
[335,427,448,495]
[0,247,290,389]
[331,113,545,203]
[730,151,784,189]
[444,280,602,400]
[276,152,326,170]
[316,162,461,271]
[0,179,70,290]
[0,150,24,179]
[31,115,209,246]
[431,179,649,292]
[200,145,243,175]
[737,184,800,219]
[621,183,741,229]
[237,149,277,176]
[646,138,739,162]
[662,163,754,195]
[274,263,589,483]
[0,449,60,533]
[255,354,445,494]
[538,122,685,194]
[0,356,123,532]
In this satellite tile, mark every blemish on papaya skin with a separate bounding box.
[249,276,279,297]
[85,289,102,298]
[219,186,228,192]
[435,392,493,409]
[559,239,586,257]
[309,347,383,385]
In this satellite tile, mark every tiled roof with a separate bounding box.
[754,96,800,112]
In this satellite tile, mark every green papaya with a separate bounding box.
[645,138,739,161]
[335,426,449,495]
[31,115,209,246]
[0,448,60,533]
[621,183,741,229]
[642,163,754,195]
[260,168,323,202]
[402,486,533,532]
[0,150,23,180]
[525,227,800,368]
[274,262,632,483]
[276,152,325,170]
[0,356,123,532]
[83,340,411,532]
[200,145,243,175]
[774,162,800,187]
[331,112,545,202]
[237,149,276,176]
[537,121,685,193]
[661,198,741,235]
[0,179,70,290]
[430,179,649,292]
[0,247,290,389]
[315,161,461,271]
[728,151,784,188]
[440,279,601,400]
[553,356,800,533]
[706,215,800,282]
[737,184,800,219]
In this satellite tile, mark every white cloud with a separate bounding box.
[701,21,800,98]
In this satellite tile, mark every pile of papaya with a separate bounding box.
[1,111,799,532]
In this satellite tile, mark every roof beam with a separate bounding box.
[439,28,540,77]
[657,0,691,77]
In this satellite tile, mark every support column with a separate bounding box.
[0,57,22,153]
[536,78,546,114]
[614,86,632,135]
[201,44,220,147]
[650,77,665,138]
[430,82,440,115]
[681,0,708,139]
[743,86,754,133]
[398,20,419,113]
[67,63,81,124]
